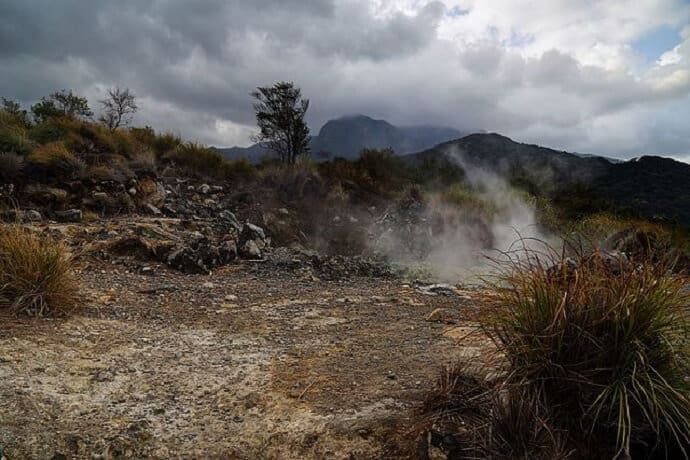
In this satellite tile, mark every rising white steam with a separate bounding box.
[374,146,552,282]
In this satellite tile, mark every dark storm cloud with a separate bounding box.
[0,0,688,157]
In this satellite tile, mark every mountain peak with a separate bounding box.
[219,114,467,161]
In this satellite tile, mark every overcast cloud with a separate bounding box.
[1,0,689,159]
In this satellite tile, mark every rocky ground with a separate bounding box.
[0,218,494,459]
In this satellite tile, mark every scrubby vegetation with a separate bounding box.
[163,142,255,180]
[489,249,690,458]
[413,248,690,459]
[0,224,78,316]
[2,87,690,458]
[0,91,258,191]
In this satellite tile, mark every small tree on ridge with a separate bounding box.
[31,89,93,122]
[251,81,310,165]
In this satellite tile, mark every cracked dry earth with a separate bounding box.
[0,249,493,459]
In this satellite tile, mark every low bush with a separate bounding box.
[0,224,78,316]
[357,148,411,188]
[165,142,255,180]
[26,142,84,181]
[0,119,31,156]
[220,157,255,180]
[488,247,690,458]
[28,119,66,144]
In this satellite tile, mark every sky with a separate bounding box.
[1,0,689,160]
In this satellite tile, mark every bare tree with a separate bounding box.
[251,81,310,164]
[99,87,137,130]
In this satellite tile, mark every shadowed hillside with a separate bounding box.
[405,133,690,228]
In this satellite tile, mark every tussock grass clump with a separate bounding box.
[0,224,78,316]
[0,126,31,156]
[409,365,569,459]
[26,142,84,180]
[489,247,690,458]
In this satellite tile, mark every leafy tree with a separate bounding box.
[99,87,138,131]
[251,81,310,164]
[1,97,31,127]
[31,89,93,122]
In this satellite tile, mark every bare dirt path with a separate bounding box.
[0,258,492,459]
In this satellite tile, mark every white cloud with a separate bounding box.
[1,0,689,157]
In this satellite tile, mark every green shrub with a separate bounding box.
[26,142,84,180]
[317,150,413,196]
[220,157,256,180]
[357,148,411,190]
[28,119,66,144]
[412,153,464,186]
[488,248,690,458]
[0,224,78,316]
[0,115,31,155]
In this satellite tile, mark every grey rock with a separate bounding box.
[55,209,82,222]
[415,283,457,296]
[24,210,42,221]
[240,240,262,259]
[167,246,209,274]
[241,222,266,242]
[144,204,162,215]
[198,184,211,194]
[219,210,242,232]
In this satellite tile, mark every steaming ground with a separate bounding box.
[375,148,552,282]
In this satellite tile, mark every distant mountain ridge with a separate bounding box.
[406,133,690,227]
[216,118,690,227]
[214,115,468,162]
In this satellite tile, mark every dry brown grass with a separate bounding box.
[26,142,84,180]
[0,224,78,316]
[487,245,690,458]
